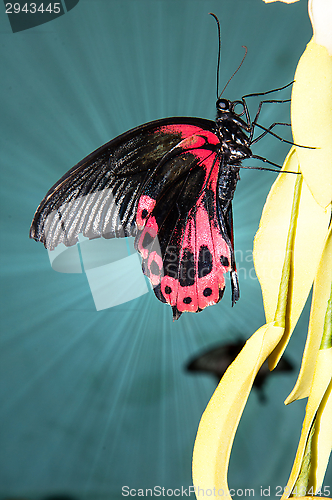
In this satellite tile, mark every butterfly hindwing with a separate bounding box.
[30,118,215,251]
[135,129,235,319]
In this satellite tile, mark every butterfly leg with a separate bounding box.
[241,88,314,155]
[242,97,291,143]
[250,99,290,140]
[236,96,290,143]
[241,81,293,142]
[250,155,282,169]
[253,123,314,149]
[250,122,291,145]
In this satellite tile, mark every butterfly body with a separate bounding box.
[30,99,253,319]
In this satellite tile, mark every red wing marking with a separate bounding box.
[136,215,158,259]
[157,124,207,137]
[174,130,220,148]
[147,251,164,286]
[136,195,156,229]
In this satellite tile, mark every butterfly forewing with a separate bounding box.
[30,118,214,251]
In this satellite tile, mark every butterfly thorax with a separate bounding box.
[215,98,252,164]
[213,99,252,211]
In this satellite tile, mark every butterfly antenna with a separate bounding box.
[219,45,248,97]
[209,13,221,99]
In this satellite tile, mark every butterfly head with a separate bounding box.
[215,98,251,153]
[216,98,245,120]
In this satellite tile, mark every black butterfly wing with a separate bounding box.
[30,117,215,251]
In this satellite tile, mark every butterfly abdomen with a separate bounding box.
[216,164,240,212]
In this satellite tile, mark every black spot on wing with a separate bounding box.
[179,248,195,287]
[142,232,154,249]
[220,255,229,267]
[202,189,216,220]
[150,260,161,276]
[198,245,213,278]
[203,287,212,297]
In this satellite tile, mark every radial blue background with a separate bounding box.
[1,1,331,499]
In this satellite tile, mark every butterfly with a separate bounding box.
[30,99,255,319]
[29,16,290,320]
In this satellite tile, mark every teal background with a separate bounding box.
[1,0,331,499]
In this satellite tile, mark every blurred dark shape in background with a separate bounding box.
[186,340,294,402]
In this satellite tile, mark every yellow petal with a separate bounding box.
[286,226,332,403]
[291,39,332,208]
[310,378,332,493]
[192,323,284,498]
[309,283,332,492]
[281,348,332,499]
[254,149,298,323]
[253,150,330,368]
[309,0,332,55]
